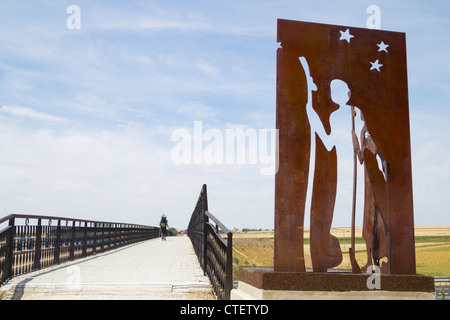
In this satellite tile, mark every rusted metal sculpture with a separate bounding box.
[275,19,415,275]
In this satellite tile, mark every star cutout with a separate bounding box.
[377,41,389,52]
[370,59,383,72]
[339,29,354,43]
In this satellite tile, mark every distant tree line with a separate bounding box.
[242,228,263,232]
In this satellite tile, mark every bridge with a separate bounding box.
[0,185,233,300]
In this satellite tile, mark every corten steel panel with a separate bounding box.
[274,19,415,274]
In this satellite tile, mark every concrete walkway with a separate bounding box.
[0,236,214,300]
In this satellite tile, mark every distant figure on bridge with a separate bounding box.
[160,214,169,241]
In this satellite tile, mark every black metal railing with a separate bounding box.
[435,277,450,300]
[0,214,160,285]
[187,184,233,300]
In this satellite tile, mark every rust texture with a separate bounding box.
[238,267,435,293]
[274,19,415,274]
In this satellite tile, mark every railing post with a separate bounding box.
[33,218,42,270]
[69,220,75,260]
[5,217,15,280]
[82,221,88,257]
[202,211,207,274]
[114,223,119,249]
[202,185,208,275]
[54,219,61,264]
[93,223,98,254]
[118,224,123,247]
[101,223,105,252]
[225,231,233,300]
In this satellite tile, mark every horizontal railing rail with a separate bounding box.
[434,277,450,300]
[0,214,160,285]
[434,276,450,285]
[187,185,233,300]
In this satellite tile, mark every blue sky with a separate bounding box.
[0,0,448,230]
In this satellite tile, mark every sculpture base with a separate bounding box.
[231,267,435,300]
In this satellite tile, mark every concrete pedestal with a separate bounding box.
[231,267,435,300]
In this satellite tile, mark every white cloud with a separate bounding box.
[94,10,272,37]
[0,105,67,123]
[71,93,115,118]
[196,62,219,75]
[178,102,217,120]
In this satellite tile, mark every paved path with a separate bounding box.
[0,237,214,300]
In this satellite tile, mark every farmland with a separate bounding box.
[231,226,450,279]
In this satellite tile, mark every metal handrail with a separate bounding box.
[0,214,159,285]
[435,277,450,284]
[205,211,231,234]
[187,185,233,300]
[0,214,150,229]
